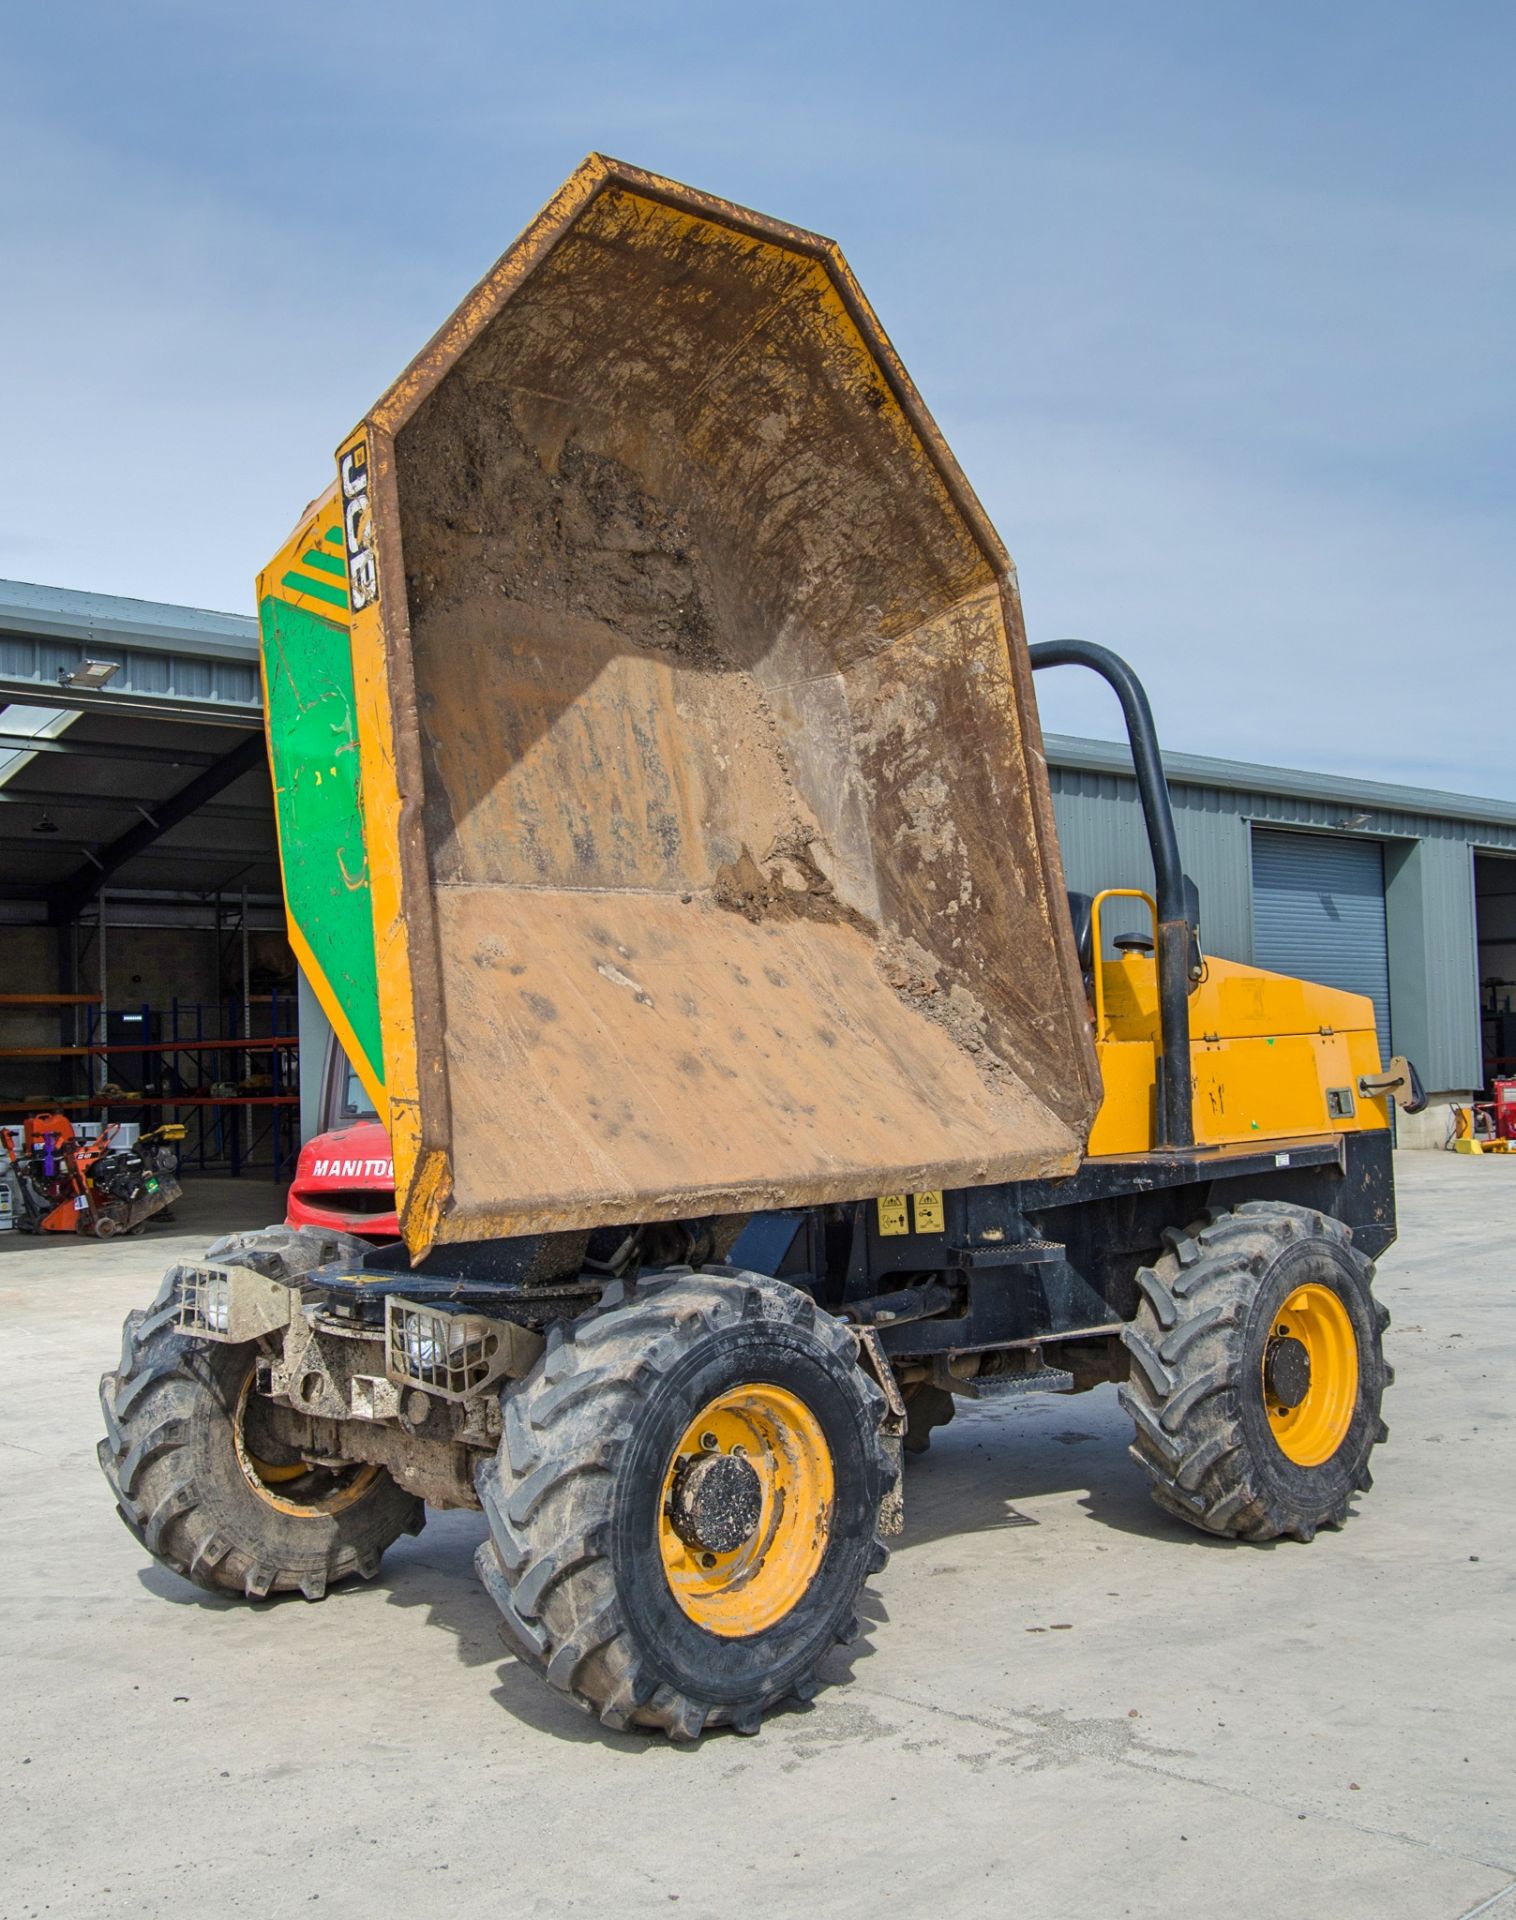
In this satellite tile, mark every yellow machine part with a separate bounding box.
[256,163,1393,1254]
[657,1383,834,1637]
[1263,1282,1360,1466]
[1088,951,1391,1156]
[293,154,1100,1257]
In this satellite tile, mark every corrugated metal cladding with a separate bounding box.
[0,629,260,714]
[1250,831,1391,1059]
[1047,740,1511,1093]
[0,579,261,721]
[1049,764,1255,960]
[1383,837,1480,1096]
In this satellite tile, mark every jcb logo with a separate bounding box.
[339,436,380,610]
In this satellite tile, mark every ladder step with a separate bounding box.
[974,1364,1076,1397]
[952,1240,1064,1269]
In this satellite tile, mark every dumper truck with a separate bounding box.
[99,157,1426,1742]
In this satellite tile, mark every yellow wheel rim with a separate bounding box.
[1263,1283,1359,1467]
[233,1368,379,1517]
[658,1383,833,1638]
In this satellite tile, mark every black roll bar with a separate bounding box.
[1029,639,1196,1150]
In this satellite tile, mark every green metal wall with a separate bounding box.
[1047,740,1512,1093]
[1049,765,1254,961]
[1383,837,1480,1093]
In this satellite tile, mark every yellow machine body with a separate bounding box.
[1088,952,1390,1156]
[261,154,1104,1257]
[1079,886,1390,1153]
[256,161,1392,1260]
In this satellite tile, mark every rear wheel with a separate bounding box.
[1118,1202,1390,1541]
[98,1228,423,1599]
[475,1268,893,1741]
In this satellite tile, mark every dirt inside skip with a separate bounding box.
[380,185,1097,1227]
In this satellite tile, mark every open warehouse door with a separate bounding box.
[0,579,300,1234]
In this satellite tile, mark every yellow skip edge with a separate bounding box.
[400,1147,454,1265]
[342,425,431,1239]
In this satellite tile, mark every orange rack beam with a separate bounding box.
[0,1095,299,1112]
[0,1036,299,1060]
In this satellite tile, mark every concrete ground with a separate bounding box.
[1,1156,1512,1920]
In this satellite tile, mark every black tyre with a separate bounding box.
[1119,1201,1391,1541]
[98,1226,423,1600]
[475,1267,894,1742]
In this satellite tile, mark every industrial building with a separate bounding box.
[1048,733,1516,1145]
[0,580,294,1192]
[2,576,1512,1163]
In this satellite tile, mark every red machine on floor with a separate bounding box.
[1,1113,184,1237]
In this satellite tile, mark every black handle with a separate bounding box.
[1029,640,1196,1150]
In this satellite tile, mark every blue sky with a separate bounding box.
[2,1,1511,790]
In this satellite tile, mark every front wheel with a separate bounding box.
[98,1237,423,1600]
[475,1269,894,1741]
[1118,1202,1391,1541]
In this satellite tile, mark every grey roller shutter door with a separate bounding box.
[1251,829,1391,1059]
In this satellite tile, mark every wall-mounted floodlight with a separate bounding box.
[58,659,120,690]
[1335,811,1372,832]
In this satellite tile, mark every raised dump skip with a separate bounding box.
[337,156,1099,1254]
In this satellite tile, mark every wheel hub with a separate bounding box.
[233,1366,380,1516]
[668,1451,763,1554]
[1263,1333,1312,1409]
[658,1380,835,1637]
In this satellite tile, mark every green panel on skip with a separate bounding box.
[258,593,385,1088]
